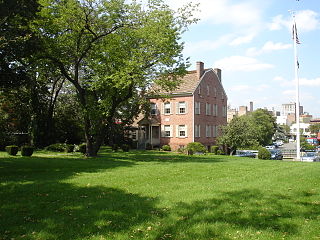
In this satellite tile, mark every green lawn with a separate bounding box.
[1,148,320,240]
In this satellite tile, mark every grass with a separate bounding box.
[1,148,320,240]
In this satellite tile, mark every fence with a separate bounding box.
[281,149,296,159]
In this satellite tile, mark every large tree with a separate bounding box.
[32,0,197,156]
[218,109,277,155]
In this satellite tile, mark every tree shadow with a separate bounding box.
[106,150,229,163]
[0,183,163,240]
[154,189,320,240]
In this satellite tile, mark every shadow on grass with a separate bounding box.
[0,183,163,240]
[154,189,320,240]
[106,150,229,163]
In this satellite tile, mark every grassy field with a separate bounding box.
[1,148,320,240]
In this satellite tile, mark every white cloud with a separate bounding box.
[230,34,255,46]
[246,41,292,56]
[168,0,262,27]
[268,10,320,32]
[300,77,320,87]
[214,56,274,72]
[230,85,251,92]
[184,34,234,55]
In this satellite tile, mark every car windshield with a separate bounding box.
[304,152,315,157]
[270,150,279,154]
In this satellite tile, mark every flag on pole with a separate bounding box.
[292,22,301,44]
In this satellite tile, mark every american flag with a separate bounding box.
[292,22,301,44]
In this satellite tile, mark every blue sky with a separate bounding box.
[168,0,320,117]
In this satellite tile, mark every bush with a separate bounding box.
[112,144,119,152]
[186,142,206,155]
[65,144,75,153]
[121,144,130,152]
[5,145,19,156]
[146,143,152,150]
[217,149,225,155]
[211,145,219,155]
[78,143,86,154]
[162,145,171,151]
[21,146,34,157]
[258,147,271,160]
[45,143,66,152]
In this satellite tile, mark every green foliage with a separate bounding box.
[211,146,219,155]
[45,143,66,152]
[21,146,34,156]
[309,123,320,134]
[145,143,152,150]
[161,145,171,151]
[65,144,75,153]
[300,137,316,151]
[78,144,86,154]
[258,147,271,160]
[218,109,276,154]
[121,144,130,152]
[217,149,225,155]
[112,144,119,152]
[5,145,19,156]
[186,142,206,155]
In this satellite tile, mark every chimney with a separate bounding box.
[250,101,253,112]
[196,61,204,79]
[214,68,221,82]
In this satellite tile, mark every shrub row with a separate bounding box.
[5,145,34,156]
[45,143,75,153]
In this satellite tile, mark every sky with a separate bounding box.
[166,0,320,118]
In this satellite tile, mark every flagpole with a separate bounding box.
[292,12,301,161]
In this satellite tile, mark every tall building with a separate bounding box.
[281,103,303,117]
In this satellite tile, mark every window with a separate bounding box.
[214,87,217,97]
[213,126,217,137]
[207,85,210,96]
[163,125,172,137]
[198,85,201,95]
[151,103,157,115]
[206,103,211,115]
[206,125,211,137]
[221,92,224,100]
[213,104,218,116]
[195,125,201,137]
[195,102,201,115]
[177,125,187,138]
[164,102,171,115]
[176,101,187,114]
[222,106,227,117]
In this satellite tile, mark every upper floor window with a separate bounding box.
[198,85,201,95]
[177,101,187,114]
[195,102,201,115]
[213,104,218,116]
[207,85,210,96]
[164,102,171,115]
[151,103,157,115]
[206,103,211,115]
[214,87,217,97]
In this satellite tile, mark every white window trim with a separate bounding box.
[176,125,188,138]
[164,102,171,115]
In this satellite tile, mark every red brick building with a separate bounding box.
[133,61,228,151]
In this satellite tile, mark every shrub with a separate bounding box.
[21,146,34,157]
[217,149,225,155]
[162,145,171,151]
[146,143,152,150]
[258,147,271,160]
[121,144,130,152]
[78,143,87,154]
[112,144,119,152]
[186,142,206,155]
[211,145,219,155]
[45,143,66,152]
[5,145,19,156]
[65,144,75,153]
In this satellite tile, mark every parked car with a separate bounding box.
[265,145,276,150]
[301,152,320,162]
[234,150,256,158]
[268,149,283,160]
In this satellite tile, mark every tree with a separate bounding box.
[309,123,320,134]
[247,109,276,146]
[218,109,277,155]
[217,116,259,155]
[32,0,197,156]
